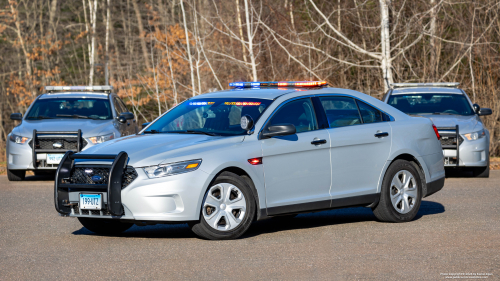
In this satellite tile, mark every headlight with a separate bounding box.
[463,129,486,141]
[143,159,202,179]
[9,134,29,144]
[88,133,115,144]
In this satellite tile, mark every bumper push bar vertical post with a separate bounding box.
[437,125,460,167]
[54,151,129,216]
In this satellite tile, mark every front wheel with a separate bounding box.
[190,172,256,240]
[372,160,422,223]
[78,217,133,235]
[7,169,25,181]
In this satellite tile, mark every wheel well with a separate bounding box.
[390,154,428,196]
[211,167,261,219]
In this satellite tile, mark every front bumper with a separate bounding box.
[56,152,211,222]
[443,135,489,167]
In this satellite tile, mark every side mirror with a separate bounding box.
[121,112,134,120]
[261,124,296,139]
[473,104,480,113]
[478,108,492,116]
[142,122,151,129]
[10,113,22,120]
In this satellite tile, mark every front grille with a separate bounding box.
[29,138,88,150]
[440,134,464,147]
[72,205,111,216]
[69,166,138,188]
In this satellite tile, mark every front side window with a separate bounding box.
[319,96,361,128]
[388,93,474,115]
[145,98,272,136]
[268,98,318,133]
[26,98,113,120]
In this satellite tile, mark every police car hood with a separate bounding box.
[16,119,115,138]
[425,115,480,133]
[79,133,244,167]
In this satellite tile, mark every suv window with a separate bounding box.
[113,97,127,115]
[356,100,383,124]
[319,96,361,128]
[268,98,318,133]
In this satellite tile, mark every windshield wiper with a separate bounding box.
[186,130,219,136]
[433,112,455,115]
[56,114,90,119]
[27,115,54,120]
[144,129,161,134]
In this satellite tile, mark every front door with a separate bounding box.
[261,98,332,215]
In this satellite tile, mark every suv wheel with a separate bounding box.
[372,160,422,222]
[190,172,255,240]
[78,217,133,235]
[7,169,25,181]
[472,162,489,178]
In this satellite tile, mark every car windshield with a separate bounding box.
[388,93,474,115]
[144,98,273,136]
[26,98,113,120]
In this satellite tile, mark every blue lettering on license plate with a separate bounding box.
[79,194,102,210]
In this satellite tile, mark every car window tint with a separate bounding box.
[269,98,318,133]
[118,99,129,113]
[356,100,383,124]
[319,96,362,128]
[113,97,123,114]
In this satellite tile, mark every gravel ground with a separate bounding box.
[0,172,498,280]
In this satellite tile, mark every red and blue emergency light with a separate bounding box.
[229,81,328,88]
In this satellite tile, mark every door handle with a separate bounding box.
[374,132,389,138]
[311,139,327,145]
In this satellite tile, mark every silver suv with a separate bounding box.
[6,86,138,181]
[54,81,445,240]
[384,83,492,177]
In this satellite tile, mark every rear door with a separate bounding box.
[261,97,332,215]
[317,96,392,200]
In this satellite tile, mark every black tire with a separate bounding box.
[7,169,25,181]
[372,159,423,223]
[78,217,133,235]
[190,171,256,240]
[472,160,490,178]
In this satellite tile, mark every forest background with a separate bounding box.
[1,0,499,163]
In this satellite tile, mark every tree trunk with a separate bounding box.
[88,0,97,86]
[379,0,393,92]
[244,0,258,81]
[132,0,152,70]
[180,0,197,96]
[429,0,437,79]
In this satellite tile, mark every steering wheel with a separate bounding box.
[443,109,459,114]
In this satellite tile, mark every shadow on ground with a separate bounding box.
[72,201,444,239]
[24,173,56,181]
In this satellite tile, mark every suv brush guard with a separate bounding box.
[54,151,128,216]
[32,129,84,169]
[438,125,460,167]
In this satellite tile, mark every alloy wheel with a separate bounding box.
[390,170,418,214]
[202,183,247,231]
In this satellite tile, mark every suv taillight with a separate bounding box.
[432,124,441,140]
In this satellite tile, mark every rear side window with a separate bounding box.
[268,98,318,133]
[319,97,361,128]
[356,100,383,124]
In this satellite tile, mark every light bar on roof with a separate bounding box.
[390,83,459,89]
[229,81,327,88]
[44,85,114,92]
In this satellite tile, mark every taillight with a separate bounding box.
[248,157,263,165]
[432,124,441,140]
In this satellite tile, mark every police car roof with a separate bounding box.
[390,87,464,95]
[39,92,110,99]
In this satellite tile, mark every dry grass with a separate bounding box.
[491,157,500,170]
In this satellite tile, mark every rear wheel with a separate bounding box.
[372,160,422,223]
[7,169,25,181]
[190,172,255,240]
[78,217,133,235]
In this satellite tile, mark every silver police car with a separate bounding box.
[6,86,138,181]
[54,81,445,240]
[384,83,492,177]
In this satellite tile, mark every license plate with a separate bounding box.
[47,154,64,164]
[79,194,102,210]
